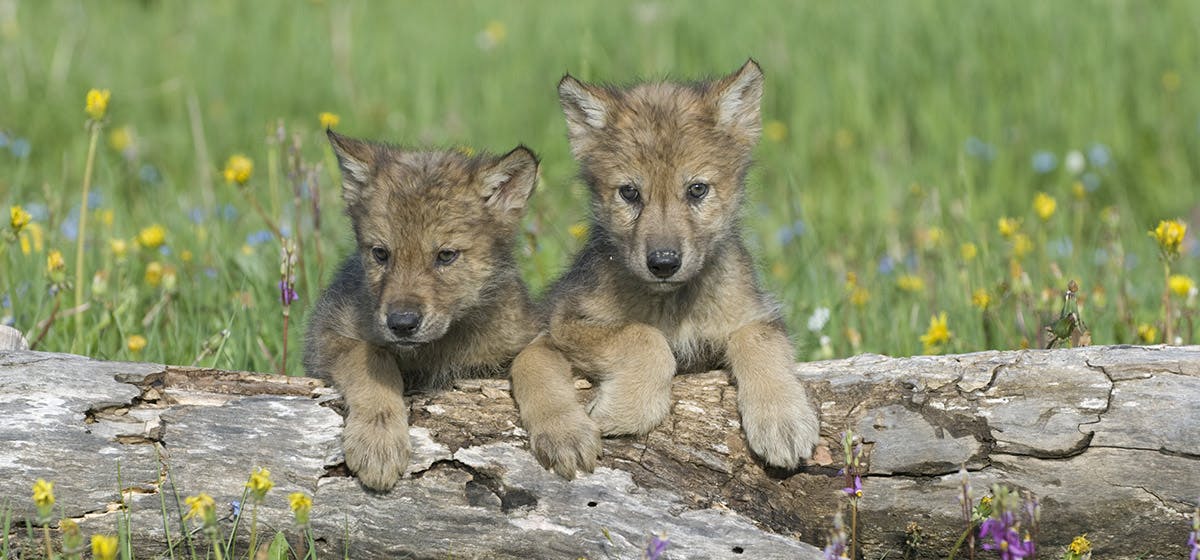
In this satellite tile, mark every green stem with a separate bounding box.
[850,500,858,560]
[248,500,260,557]
[1164,261,1173,344]
[42,522,53,560]
[74,122,101,351]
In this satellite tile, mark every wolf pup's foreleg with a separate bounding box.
[511,334,602,479]
[726,321,819,469]
[551,322,676,437]
[327,336,411,491]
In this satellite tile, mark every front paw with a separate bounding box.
[342,414,412,491]
[527,406,602,480]
[586,384,671,437]
[738,381,820,469]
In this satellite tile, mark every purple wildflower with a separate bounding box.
[645,533,668,560]
[1189,500,1199,560]
[279,281,298,306]
[823,511,849,560]
[979,511,1035,560]
[842,475,863,498]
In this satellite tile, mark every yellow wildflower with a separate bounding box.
[223,154,254,185]
[1168,275,1194,297]
[246,467,273,499]
[1137,323,1158,344]
[98,208,114,227]
[10,205,32,233]
[568,222,588,240]
[241,244,254,256]
[1011,233,1034,259]
[960,242,978,261]
[19,222,44,255]
[971,288,991,310]
[318,111,340,129]
[181,249,194,263]
[896,274,925,293]
[109,238,128,259]
[108,126,133,152]
[85,88,111,120]
[126,335,147,354]
[1071,181,1086,200]
[483,20,507,45]
[924,226,944,249]
[32,478,54,509]
[849,285,870,308]
[1162,70,1181,93]
[997,217,1019,238]
[145,261,164,287]
[835,128,855,150]
[1033,192,1056,221]
[919,312,952,354]
[91,535,119,560]
[184,493,216,523]
[455,145,476,157]
[1150,219,1187,258]
[764,120,787,143]
[1068,534,1092,556]
[289,491,313,525]
[46,249,65,274]
[137,224,166,249]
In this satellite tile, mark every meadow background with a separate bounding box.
[1,0,1197,374]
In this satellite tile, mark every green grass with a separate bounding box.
[1,0,1197,372]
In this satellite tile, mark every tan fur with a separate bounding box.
[305,130,539,491]
[512,60,819,478]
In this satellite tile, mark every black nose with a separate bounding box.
[646,249,681,279]
[386,310,422,336]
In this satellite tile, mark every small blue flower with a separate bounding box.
[1031,151,1057,174]
[0,131,9,147]
[60,208,80,241]
[1087,143,1111,168]
[9,138,31,159]
[230,500,242,518]
[246,230,273,246]
[204,268,218,279]
[1081,172,1100,192]
[25,203,49,221]
[87,191,104,210]
[1050,237,1073,258]
[1124,254,1139,270]
[776,219,805,246]
[159,246,172,256]
[221,204,239,222]
[1,293,10,308]
[1092,248,1109,266]
[138,164,161,185]
[965,136,996,161]
[878,255,896,275]
[188,208,205,224]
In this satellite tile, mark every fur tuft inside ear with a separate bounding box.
[712,59,764,143]
[481,146,539,215]
[326,129,376,206]
[558,75,609,139]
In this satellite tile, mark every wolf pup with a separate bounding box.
[305,130,539,491]
[511,60,820,478]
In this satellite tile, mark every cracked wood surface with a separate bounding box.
[1,346,1197,559]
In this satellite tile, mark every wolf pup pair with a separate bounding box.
[306,60,819,491]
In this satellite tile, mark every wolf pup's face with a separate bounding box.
[328,131,537,349]
[558,61,763,290]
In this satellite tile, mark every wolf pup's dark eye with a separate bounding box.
[371,246,390,264]
[618,184,641,203]
[687,182,710,200]
[435,249,460,266]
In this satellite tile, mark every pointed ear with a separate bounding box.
[711,59,764,144]
[326,129,376,207]
[480,146,539,217]
[558,75,610,152]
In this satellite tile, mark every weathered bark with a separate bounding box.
[0,346,1196,559]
